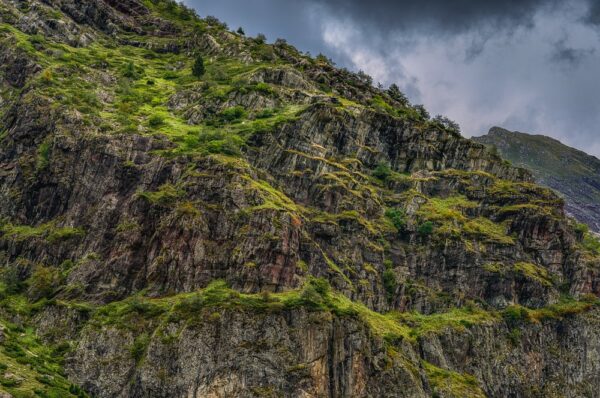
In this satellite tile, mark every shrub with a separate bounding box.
[122,61,141,79]
[574,223,589,235]
[130,333,150,364]
[219,106,246,123]
[148,114,165,128]
[237,27,245,35]
[373,162,392,181]
[299,278,331,310]
[502,305,530,325]
[192,55,206,78]
[385,208,406,232]
[28,266,63,301]
[2,266,25,294]
[382,269,397,301]
[256,108,276,119]
[418,221,434,237]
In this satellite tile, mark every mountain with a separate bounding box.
[0,1,599,397]
[474,127,600,232]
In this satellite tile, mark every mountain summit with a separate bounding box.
[0,1,599,397]
[474,127,600,232]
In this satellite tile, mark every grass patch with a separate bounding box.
[423,361,486,398]
[513,262,553,287]
[0,222,84,244]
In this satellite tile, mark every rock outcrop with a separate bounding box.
[0,1,598,397]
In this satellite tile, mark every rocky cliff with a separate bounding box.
[0,1,599,397]
[474,126,600,233]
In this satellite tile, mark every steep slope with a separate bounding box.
[0,1,599,397]
[474,127,600,232]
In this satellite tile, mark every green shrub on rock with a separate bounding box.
[192,54,205,78]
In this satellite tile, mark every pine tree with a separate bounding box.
[192,55,205,78]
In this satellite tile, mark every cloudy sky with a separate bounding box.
[183,0,600,156]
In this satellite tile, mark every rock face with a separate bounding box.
[474,127,600,233]
[0,1,599,397]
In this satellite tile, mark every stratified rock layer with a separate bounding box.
[0,1,598,397]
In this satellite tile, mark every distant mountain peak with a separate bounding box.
[474,128,600,232]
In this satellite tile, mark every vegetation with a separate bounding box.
[192,55,205,78]
[513,262,553,286]
[0,221,85,244]
[385,208,406,232]
[138,184,185,206]
[417,221,434,237]
[1,3,599,395]
[0,316,86,397]
[423,361,485,398]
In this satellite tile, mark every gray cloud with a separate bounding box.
[550,37,595,65]
[186,0,600,156]
[309,0,556,35]
[584,1,600,26]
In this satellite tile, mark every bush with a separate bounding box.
[192,55,205,78]
[28,266,63,301]
[148,114,165,128]
[418,221,434,237]
[373,162,392,181]
[2,267,25,294]
[122,61,142,79]
[385,208,406,232]
[219,106,246,123]
[256,108,276,119]
[130,333,150,364]
[503,305,530,325]
[382,269,397,301]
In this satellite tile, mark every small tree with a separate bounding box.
[413,104,430,120]
[357,70,373,85]
[237,27,245,36]
[387,84,409,106]
[192,55,205,78]
[255,33,267,44]
[432,115,461,134]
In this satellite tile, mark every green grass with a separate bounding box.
[416,195,514,244]
[85,279,504,343]
[0,320,86,397]
[0,222,84,244]
[137,183,185,206]
[513,262,553,287]
[36,141,50,170]
[423,361,486,398]
[242,177,301,214]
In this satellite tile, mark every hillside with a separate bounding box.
[474,127,600,232]
[0,1,599,397]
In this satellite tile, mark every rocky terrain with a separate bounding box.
[474,127,600,233]
[0,1,599,397]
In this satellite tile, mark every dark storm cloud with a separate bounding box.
[584,0,600,26]
[309,0,557,35]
